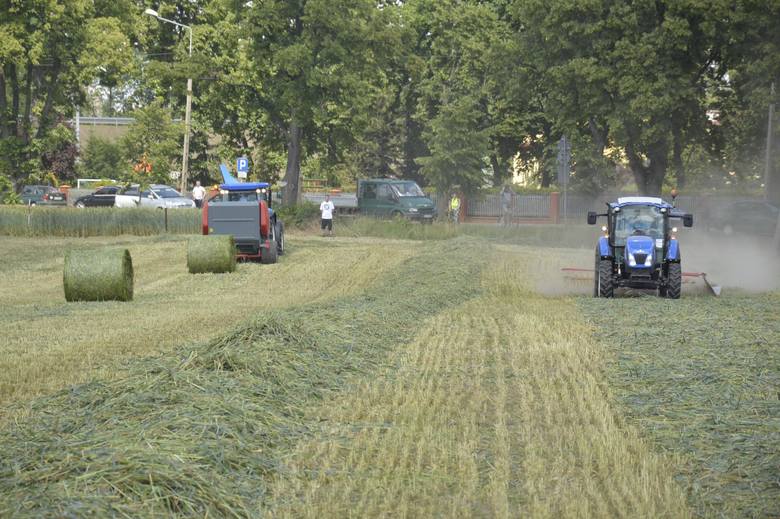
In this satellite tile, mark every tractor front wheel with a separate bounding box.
[596,258,614,298]
[666,263,682,299]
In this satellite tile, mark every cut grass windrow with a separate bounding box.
[0,238,483,517]
[580,294,780,518]
[0,235,414,415]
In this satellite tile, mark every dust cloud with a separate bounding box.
[493,224,780,296]
[680,230,780,292]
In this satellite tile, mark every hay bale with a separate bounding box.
[63,248,134,302]
[187,235,236,274]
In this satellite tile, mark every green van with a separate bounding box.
[357,179,437,222]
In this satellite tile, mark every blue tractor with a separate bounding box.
[587,197,693,298]
[202,165,285,264]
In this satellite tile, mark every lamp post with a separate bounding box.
[144,8,193,193]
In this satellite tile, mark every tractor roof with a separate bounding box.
[360,178,415,184]
[218,163,269,191]
[219,182,270,191]
[611,196,673,209]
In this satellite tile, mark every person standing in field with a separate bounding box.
[499,184,514,226]
[449,192,461,224]
[192,180,206,209]
[320,194,335,236]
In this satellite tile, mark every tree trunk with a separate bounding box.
[0,66,7,138]
[672,122,685,189]
[21,61,33,144]
[282,122,302,206]
[625,129,668,196]
[36,64,61,139]
[10,63,19,138]
[491,154,502,186]
[588,116,608,156]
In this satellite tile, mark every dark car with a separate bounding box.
[708,200,779,236]
[74,186,123,208]
[21,185,67,206]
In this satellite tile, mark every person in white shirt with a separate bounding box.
[320,195,335,236]
[192,180,206,208]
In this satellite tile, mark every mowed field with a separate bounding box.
[0,228,777,517]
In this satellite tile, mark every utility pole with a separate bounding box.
[144,8,193,194]
[765,82,775,202]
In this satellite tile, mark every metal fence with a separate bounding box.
[466,194,551,218]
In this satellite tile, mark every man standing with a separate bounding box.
[449,192,461,224]
[499,185,513,226]
[192,180,206,208]
[320,194,335,236]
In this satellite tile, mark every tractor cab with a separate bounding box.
[587,197,693,298]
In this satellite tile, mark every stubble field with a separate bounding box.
[0,226,777,517]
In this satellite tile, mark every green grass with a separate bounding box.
[580,294,780,518]
[0,206,201,236]
[0,238,484,516]
[0,232,776,517]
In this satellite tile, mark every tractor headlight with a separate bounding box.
[628,253,636,267]
[644,254,653,266]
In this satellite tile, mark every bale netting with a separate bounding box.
[63,248,134,302]
[187,235,236,274]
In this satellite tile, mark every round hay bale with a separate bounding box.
[187,235,236,274]
[63,248,134,302]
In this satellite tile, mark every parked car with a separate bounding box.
[115,184,195,209]
[73,185,123,208]
[74,184,196,209]
[708,200,779,236]
[21,185,67,206]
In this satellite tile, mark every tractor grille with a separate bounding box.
[633,253,648,265]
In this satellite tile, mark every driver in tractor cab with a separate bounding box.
[629,210,659,237]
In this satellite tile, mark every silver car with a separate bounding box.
[115,184,195,209]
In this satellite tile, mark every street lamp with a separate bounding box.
[145,7,193,193]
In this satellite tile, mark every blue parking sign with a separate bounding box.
[237,157,249,173]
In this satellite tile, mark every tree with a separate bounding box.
[410,0,511,193]
[511,0,723,195]
[80,136,122,180]
[0,0,134,188]
[119,100,182,184]
[416,95,490,194]
[242,0,389,204]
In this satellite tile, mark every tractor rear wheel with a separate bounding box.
[261,238,278,264]
[596,258,614,298]
[666,263,682,299]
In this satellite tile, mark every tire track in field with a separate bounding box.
[267,300,506,518]
[265,248,690,518]
[488,250,689,518]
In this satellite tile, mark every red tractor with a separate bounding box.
[201,165,285,264]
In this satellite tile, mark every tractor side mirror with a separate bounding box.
[683,214,693,227]
[587,212,597,225]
